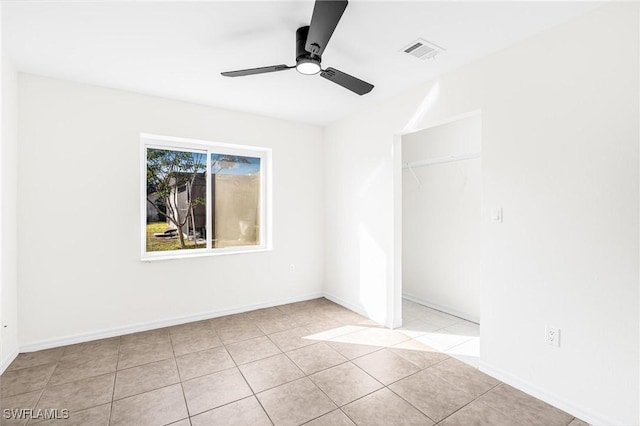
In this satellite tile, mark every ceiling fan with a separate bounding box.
[221,0,374,96]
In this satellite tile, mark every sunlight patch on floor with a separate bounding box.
[301,298,480,368]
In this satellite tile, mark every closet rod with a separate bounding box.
[402,152,480,169]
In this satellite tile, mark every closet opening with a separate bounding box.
[399,112,481,367]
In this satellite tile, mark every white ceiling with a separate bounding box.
[3,1,600,125]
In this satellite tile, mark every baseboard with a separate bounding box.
[322,292,370,319]
[19,292,324,353]
[0,349,19,374]
[16,291,621,425]
[480,361,618,426]
[402,292,479,324]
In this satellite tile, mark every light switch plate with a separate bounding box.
[491,207,502,223]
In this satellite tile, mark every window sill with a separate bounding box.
[141,246,271,262]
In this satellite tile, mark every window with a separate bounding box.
[141,134,271,259]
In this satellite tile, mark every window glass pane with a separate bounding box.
[211,154,261,248]
[146,148,207,252]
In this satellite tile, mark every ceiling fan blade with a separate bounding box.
[221,64,293,77]
[305,0,348,56]
[320,67,374,95]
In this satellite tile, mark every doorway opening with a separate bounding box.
[398,112,481,367]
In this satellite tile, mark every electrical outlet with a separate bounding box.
[545,326,560,347]
[289,264,295,273]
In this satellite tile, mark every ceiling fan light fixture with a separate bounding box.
[221,1,374,95]
[296,58,321,75]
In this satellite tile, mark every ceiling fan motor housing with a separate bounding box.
[221,1,374,96]
[296,26,321,67]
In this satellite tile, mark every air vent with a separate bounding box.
[400,38,445,60]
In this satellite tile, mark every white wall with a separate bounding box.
[324,3,638,424]
[1,59,20,369]
[402,115,481,322]
[17,74,325,348]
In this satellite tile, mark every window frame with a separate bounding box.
[140,133,272,261]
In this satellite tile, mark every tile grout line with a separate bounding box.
[298,408,352,426]
[279,332,410,423]
[434,382,505,425]
[115,353,178,374]
[440,336,478,355]
[336,407,359,426]
[24,350,66,425]
[9,300,579,426]
[344,350,442,424]
[237,317,385,388]
[3,352,63,374]
[217,312,313,424]
[266,322,345,423]
[6,302,362,424]
[382,341,504,423]
[33,360,123,389]
[110,378,191,406]
[107,336,122,426]
[19,384,46,426]
[108,331,281,421]
[285,344,351,376]
[22,339,121,425]
[1,363,55,400]
[220,327,389,395]
[218,332,268,346]
[173,322,203,421]
[381,359,452,424]
[184,395,265,425]
[83,334,477,425]
[427,359,493,394]
[225,329,277,426]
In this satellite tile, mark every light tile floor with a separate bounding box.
[0,298,588,425]
[399,299,481,368]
